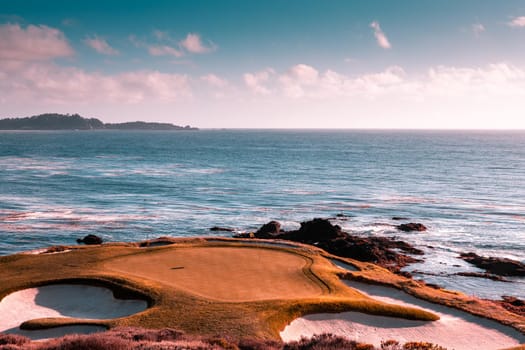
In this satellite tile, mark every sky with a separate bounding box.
[1,0,525,128]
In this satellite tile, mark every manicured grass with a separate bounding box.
[108,246,324,302]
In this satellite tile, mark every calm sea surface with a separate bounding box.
[0,130,524,298]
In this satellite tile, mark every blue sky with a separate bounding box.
[1,1,525,128]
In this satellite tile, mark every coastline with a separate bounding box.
[0,235,523,349]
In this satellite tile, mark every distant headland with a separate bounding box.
[0,114,198,130]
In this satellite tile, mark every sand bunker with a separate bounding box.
[281,280,525,350]
[0,284,147,340]
[330,258,359,271]
[109,246,324,301]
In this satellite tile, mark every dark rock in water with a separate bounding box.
[248,218,423,273]
[284,218,345,242]
[456,272,509,282]
[77,234,103,245]
[233,232,255,238]
[392,217,409,221]
[254,221,281,238]
[460,252,525,276]
[396,223,427,232]
[210,226,235,232]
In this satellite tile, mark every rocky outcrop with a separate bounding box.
[392,217,409,221]
[460,252,525,276]
[76,234,103,245]
[279,218,344,242]
[456,272,509,282]
[249,219,423,273]
[396,223,427,232]
[254,221,281,238]
[210,226,235,232]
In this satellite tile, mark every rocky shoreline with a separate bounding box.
[230,217,525,319]
[234,218,424,275]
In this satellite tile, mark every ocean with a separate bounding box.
[0,130,523,299]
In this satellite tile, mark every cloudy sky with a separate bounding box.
[1,0,525,128]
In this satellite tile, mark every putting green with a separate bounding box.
[108,246,324,301]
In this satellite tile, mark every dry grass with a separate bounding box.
[0,238,503,342]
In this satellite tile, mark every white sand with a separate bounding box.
[0,284,147,340]
[281,280,525,350]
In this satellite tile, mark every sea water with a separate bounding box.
[0,130,523,299]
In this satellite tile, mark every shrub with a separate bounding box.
[381,340,401,350]
[403,342,447,350]
[284,333,368,350]
[0,334,30,346]
[206,336,239,350]
[238,338,282,350]
[36,334,131,350]
[106,327,184,342]
[0,345,26,350]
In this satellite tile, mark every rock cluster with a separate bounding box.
[76,234,103,245]
[396,223,427,232]
[241,218,424,273]
[459,252,525,276]
[209,226,235,232]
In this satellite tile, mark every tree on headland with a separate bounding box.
[0,113,197,130]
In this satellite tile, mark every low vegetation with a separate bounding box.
[0,329,449,350]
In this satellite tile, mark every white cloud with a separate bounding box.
[0,23,73,61]
[0,61,191,104]
[200,74,228,88]
[130,34,184,58]
[84,36,119,55]
[279,64,320,97]
[288,64,319,84]
[426,63,525,97]
[243,62,525,103]
[131,32,214,57]
[472,23,485,35]
[508,16,525,27]
[236,62,525,128]
[180,33,215,54]
[243,68,274,95]
[148,45,184,57]
[370,21,391,49]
